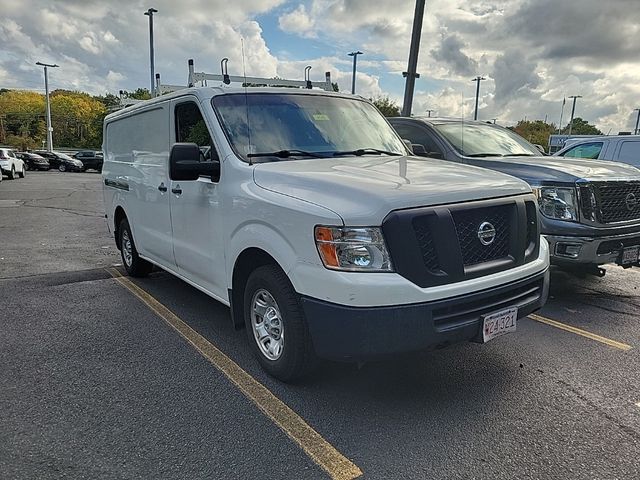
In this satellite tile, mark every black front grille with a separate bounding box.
[413,217,440,271]
[382,196,540,288]
[591,182,640,223]
[451,205,510,266]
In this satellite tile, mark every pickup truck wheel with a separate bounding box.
[119,218,153,277]
[244,265,316,382]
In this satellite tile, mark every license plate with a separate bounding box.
[482,307,518,343]
[620,246,640,266]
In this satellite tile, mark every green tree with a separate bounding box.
[563,117,602,135]
[121,88,152,100]
[513,120,556,152]
[371,96,401,117]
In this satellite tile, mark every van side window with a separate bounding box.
[561,142,603,159]
[175,102,218,161]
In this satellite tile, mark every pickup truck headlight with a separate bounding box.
[314,226,393,272]
[532,186,578,221]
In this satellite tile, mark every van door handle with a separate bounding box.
[171,187,183,195]
[158,183,167,192]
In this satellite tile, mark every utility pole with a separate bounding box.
[348,51,363,94]
[144,8,158,95]
[36,61,59,152]
[567,95,582,136]
[472,76,485,121]
[634,108,640,135]
[558,97,566,134]
[426,109,434,117]
[401,0,425,117]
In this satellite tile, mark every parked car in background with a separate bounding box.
[34,151,85,172]
[74,150,103,171]
[389,117,640,274]
[0,148,26,179]
[555,135,640,168]
[16,152,50,171]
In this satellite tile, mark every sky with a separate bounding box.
[1,0,640,133]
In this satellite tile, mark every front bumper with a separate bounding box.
[546,231,640,266]
[301,268,549,361]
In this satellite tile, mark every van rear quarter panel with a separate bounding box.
[104,104,172,262]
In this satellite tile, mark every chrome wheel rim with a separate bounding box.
[121,229,133,267]
[251,289,284,361]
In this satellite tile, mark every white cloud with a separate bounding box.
[278,5,316,38]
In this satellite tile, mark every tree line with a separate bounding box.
[0,88,150,151]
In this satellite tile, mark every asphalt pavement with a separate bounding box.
[1,172,640,479]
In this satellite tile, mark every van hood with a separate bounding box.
[465,155,640,184]
[253,156,530,224]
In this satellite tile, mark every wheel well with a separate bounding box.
[230,248,279,330]
[113,207,127,250]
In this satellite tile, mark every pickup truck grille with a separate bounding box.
[581,182,640,224]
[383,196,539,288]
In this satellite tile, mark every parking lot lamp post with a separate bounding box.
[472,76,485,121]
[634,108,640,135]
[348,51,363,94]
[401,0,425,117]
[426,109,434,117]
[144,8,158,95]
[567,95,582,136]
[35,61,59,152]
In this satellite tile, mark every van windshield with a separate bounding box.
[212,93,407,162]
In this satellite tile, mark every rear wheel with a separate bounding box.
[8,166,15,180]
[244,265,317,382]
[59,164,66,172]
[118,218,153,277]
[18,166,25,178]
[24,163,30,171]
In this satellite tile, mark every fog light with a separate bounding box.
[556,242,582,258]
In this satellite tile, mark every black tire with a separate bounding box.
[24,163,30,171]
[18,167,25,178]
[244,265,317,382]
[9,166,15,180]
[118,218,153,277]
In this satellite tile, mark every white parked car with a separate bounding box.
[102,86,550,381]
[556,135,640,168]
[0,148,26,179]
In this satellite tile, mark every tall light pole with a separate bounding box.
[472,76,485,121]
[401,0,426,117]
[35,61,59,152]
[348,51,363,94]
[426,109,434,117]
[634,108,640,135]
[567,95,582,136]
[144,8,158,95]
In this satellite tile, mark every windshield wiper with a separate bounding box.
[507,153,537,157]
[247,149,325,159]
[465,153,505,157]
[332,148,402,157]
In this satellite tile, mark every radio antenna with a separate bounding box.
[241,39,253,166]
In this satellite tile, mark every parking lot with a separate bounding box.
[2,172,640,479]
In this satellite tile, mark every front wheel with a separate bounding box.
[9,166,15,180]
[18,166,25,178]
[118,218,153,277]
[244,265,317,382]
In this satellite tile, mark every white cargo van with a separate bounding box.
[102,85,550,381]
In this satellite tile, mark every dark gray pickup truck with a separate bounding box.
[389,117,640,274]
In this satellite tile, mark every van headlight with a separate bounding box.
[314,226,393,271]
[532,186,578,221]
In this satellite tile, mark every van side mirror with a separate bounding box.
[170,143,220,181]
[402,139,414,154]
[411,143,428,156]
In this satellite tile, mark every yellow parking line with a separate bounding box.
[528,313,632,351]
[106,268,362,480]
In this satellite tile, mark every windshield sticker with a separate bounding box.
[313,114,329,121]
